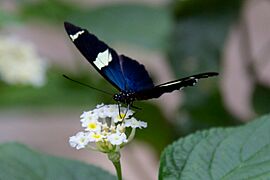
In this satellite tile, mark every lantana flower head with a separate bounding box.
[69,104,147,153]
[0,35,47,87]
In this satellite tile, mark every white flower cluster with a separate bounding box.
[69,104,147,152]
[0,35,47,87]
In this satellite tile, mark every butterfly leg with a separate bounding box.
[123,103,131,120]
[117,102,121,116]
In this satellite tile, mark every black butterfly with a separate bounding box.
[64,22,218,108]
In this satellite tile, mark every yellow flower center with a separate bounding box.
[88,122,97,130]
[117,113,125,121]
[92,133,102,139]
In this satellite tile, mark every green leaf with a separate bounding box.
[159,114,270,180]
[0,143,115,180]
[252,83,270,115]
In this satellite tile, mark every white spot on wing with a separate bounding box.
[192,78,198,85]
[93,49,112,70]
[69,30,85,41]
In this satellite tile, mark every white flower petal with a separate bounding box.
[125,117,147,129]
[69,132,89,150]
[88,132,104,142]
[107,133,127,145]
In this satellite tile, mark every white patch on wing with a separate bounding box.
[93,49,112,70]
[159,80,182,87]
[69,30,85,41]
[159,77,199,88]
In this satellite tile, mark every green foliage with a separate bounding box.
[159,114,270,180]
[252,83,270,115]
[0,143,115,180]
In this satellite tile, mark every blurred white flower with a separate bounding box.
[0,35,47,87]
[69,132,89,150]
[69,104,147,153]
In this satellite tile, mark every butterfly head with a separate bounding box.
[113,91,135,104]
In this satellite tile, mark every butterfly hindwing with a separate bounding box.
[64,22,126,91]
[119,55,154,92]
[135,72,218,100]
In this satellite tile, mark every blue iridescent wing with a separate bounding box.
[119,55,154,92]
[64,22,126,91]
[134,72,218,100]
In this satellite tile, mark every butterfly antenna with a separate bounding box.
[62,74,113,96]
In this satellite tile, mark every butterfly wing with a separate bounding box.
[119,55,154,92]
[64,22,126,91]
[134,72,218,100]
[64,22,155,92]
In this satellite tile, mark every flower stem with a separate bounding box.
[108,152,122,180]
[112,160,122,180]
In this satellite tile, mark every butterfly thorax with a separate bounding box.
[113,91,136,104]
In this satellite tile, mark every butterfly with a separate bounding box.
[64,22,218,109]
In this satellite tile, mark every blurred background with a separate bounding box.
[0,0,269,179]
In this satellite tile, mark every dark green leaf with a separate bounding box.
[159,114,270,180]
[252,83,270,115]
[0,143,115,180]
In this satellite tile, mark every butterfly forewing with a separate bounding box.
[64,22,126,91]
